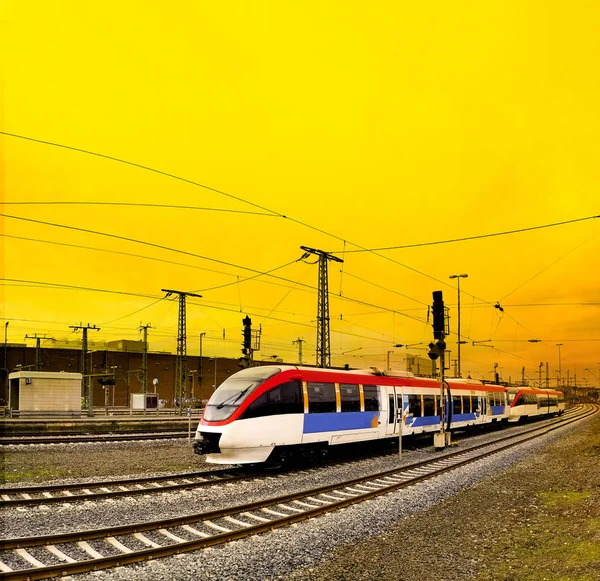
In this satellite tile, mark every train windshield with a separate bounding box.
[203,367,281,422]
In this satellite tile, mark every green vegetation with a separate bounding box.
[1,468,67,482]
[477,490,600,581]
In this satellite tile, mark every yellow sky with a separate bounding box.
[1,1,599,386]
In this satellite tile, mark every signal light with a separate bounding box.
[242,316,252,351]
[432,291,445,340]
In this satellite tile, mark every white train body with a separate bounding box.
[507,387,565,422]
[193,366,519,465]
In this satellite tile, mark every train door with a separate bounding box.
[441,382,451,430]
[384,386,403,437]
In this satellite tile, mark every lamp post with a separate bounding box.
[449,274,468,377]
[556,344,563,388]
[199,332,206,392]
[189,370,197,401]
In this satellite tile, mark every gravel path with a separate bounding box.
[1,411,598,580]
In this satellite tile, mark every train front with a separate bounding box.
[193,365,297,464]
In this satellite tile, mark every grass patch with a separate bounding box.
[1,468,67,482]
[476,489,599,581]
[539,490,591,508]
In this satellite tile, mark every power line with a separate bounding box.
[0,234,318,296]
[3,200,275,216]
[0,131,477,301]
[4,131,588,348]
[0,220,429,323]
[499,228,600,302]
[0,131,282,218]
[338,215,600,252]
[1,213,301,281]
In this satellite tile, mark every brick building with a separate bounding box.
[1,343,241,409]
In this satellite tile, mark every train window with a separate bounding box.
[280,381,304,413]
[423,395,435,416]
[407,394,421,416]
[240,381,303,419]
[340,384,360,412]
[464,396,471,413]
[453,395,462,414]
[363,385,379,411]
[307,382,336,413]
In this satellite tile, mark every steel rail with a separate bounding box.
[0,432,190,445]
[0,467,259,507]
[0,404,595,580]
[1,408,580,507]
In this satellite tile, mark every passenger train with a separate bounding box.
[193,365,565,465]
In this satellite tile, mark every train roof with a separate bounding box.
[507,386,564,395]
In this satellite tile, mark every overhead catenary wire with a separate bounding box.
[0,131,467,304]
[1,218,428,323]
[3,131,596,355]
[1,200,276,216]
[0,279,408,346]
[338,214,600,252]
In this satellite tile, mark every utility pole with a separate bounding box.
[69,323,100,414]
[25,334,53,371]
[449,273,468,377]
[162,289,202,413]
[300,246,343,367]
[292,337,305,365]
[538,362,543,387]
[3,322,8,399]
[556,343,563,388]
[521,366,526,386]
[139,323,151,394]
[545,362,549,388]
[452,359,458,378]
[199,332,206,392]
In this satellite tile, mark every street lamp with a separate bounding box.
[449,274,468,377]
[189,370,197,401]
[556,344,563,388]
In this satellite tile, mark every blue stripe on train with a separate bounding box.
[303,411,378,433]
[406,415,442,427]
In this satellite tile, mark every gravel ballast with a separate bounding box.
[1,411,598,580]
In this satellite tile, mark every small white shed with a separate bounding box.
[8,371,82,412]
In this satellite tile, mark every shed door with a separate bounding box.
[9,378,20,410]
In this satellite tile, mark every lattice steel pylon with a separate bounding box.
[300,246,343,368]
[139,323,151,394]
[69,323,100,412]
[162,289,202,413]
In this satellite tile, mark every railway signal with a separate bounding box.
[239,316,252,368]
[431,291,450,449]
[432,290,445,339]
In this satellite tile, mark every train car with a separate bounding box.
[507,387,565,422]
[193,365,511,465]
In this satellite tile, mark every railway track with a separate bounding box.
[0,404,595,580]
[0,466,262,507]
[1,409,580,508]
[0,432,190,445]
